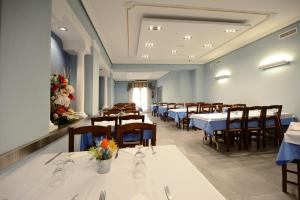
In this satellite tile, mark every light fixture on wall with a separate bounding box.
[215,70,231,81]
[58,27,68,31]
[258,60,291,70]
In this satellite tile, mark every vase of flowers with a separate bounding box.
[89,138,117,174]
[50,74,79,125]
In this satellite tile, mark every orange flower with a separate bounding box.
[100,138,109,149]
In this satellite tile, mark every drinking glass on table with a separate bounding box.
[133,145,147,179]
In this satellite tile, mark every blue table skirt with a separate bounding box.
[158,107,168,115]
[168,110,188,123]
[150,105,158,112]
[80,130,153,151]
[276,139,300,165]
[189,117,295,137]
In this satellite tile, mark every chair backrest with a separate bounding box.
[226,107,246,131]
[158,102,167,106]
[274,112,283,144]
[117,123,156,148]
[245,106,264,130]
[264,105,283,127]
[125,110,140,115]
[232,104,246,108]
[186,104,198,118]
[103,110,120,116]
[167,103,176,110]
[199,103,212,113]
[68,125,111,152]
[212,103,223,112]
[119,114,145,124]
[175,103,185,108]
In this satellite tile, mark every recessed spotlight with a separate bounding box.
[141,54,149,59]
[203,44,213,48]
[171,50,178,54]
[225,29,237,33]
[188,55,196,59]
[58,27,68,31]
[148,25,162,31]
[183,35,192,40]
[145,42,154,48]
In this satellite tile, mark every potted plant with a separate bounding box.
[89,138,117,174]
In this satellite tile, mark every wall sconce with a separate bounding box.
[258,60,291,70]
[215,70,231,80]
[215,74,230,80]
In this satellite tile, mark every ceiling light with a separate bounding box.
[58,27,68,31]
[145,42,154,48]
[258,60,290,70]
[225,29,237,33]
[148,25,162,31]
[171,50,178,54]
[188,55,196,59]
[203,44,213,48]
[183,35,192,40]
[141,54,149,59]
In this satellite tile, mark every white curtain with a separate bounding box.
[128,87,151,111]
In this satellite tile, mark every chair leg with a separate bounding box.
[226,132,230,152]
[257,132,260,149]
[282,164,287,193]
[262,130,266,148]
[297,161,300,200]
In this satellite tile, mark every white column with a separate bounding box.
[76,51,87,117]
[103,75,108,109]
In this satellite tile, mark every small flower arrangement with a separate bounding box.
[50,74,79,125]
[89,139,118,160]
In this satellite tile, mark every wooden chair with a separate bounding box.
[103,110,119,116]
[117,123,156,148]
[232,104,246,108]
[182,103,198,131]
[91,116,118,138]
[199,103,212,113]
[226,107,246,152]
[212,103,223,112]
[68,125,111,152]
[119,114,145,125]
[263,105,283,147]
[125,110,140,115]
[244,106,264,149]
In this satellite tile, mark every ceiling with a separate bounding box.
[82,0,300,65]
[113,71,169,81]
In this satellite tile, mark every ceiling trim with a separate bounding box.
[78,0,112,65]
[125,2,275,62]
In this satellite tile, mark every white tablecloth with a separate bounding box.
[285,122,300,145]
[94,116,153,127]
[0,145,225,200]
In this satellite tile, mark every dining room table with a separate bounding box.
[168,107,197,123]
[0,145,226,200]
[158,105,168,116]
[189,111,295,137]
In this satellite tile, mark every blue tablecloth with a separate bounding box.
[80,130,153,151]
[276,139,300,165]
[168,110,188,123]
[158,107,168,115]
[150,105,158,112]
[189,115,295,137]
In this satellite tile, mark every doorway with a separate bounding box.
[132,87,148,111]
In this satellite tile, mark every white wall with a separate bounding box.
[204,22,300,119]
[156,70,195,102]
[0,0,51,154]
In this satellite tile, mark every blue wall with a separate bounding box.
[114,81,130,103]
[157,70,195,102]
[50,32,70,75]
[203,22,300,119]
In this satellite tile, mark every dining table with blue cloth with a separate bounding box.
[189,112,295,137]
[150,105,158,112]
[80,118,153,151]
[276,138,300,165]
[168,108,198,123]
[158,106,168,115]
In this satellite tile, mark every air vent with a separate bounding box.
[279,27,297,40]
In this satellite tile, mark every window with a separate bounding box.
[132,87,148,111]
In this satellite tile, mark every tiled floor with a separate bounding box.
[149,114,298,200]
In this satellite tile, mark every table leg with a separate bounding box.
[297,161,300,200]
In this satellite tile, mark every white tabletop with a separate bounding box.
[169,107,197,112]
[0,145,225,200]
[285,122,300,145]
[95,116,153,127]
